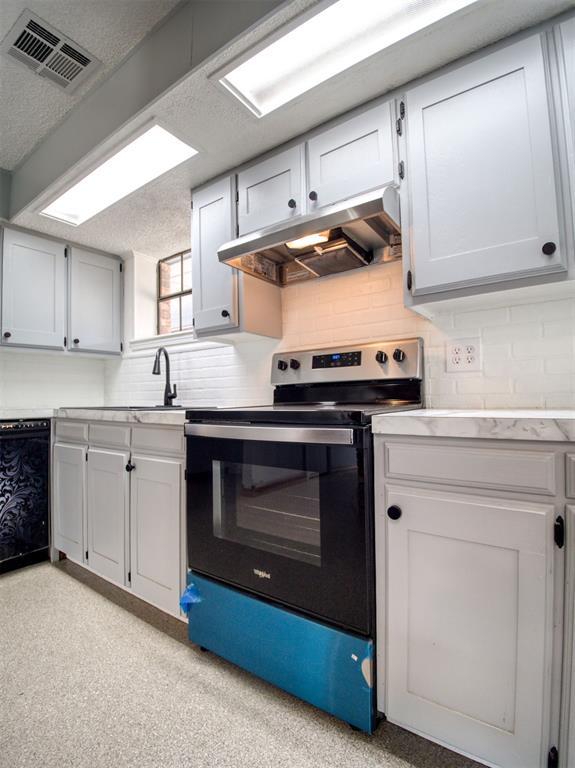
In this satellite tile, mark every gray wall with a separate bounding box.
[0,169,11,219]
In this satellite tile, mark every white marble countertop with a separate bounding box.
[0,409,55,420]
[56,408,191,425]
[372,409,575,442]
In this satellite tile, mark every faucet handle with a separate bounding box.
[168,383,178,402]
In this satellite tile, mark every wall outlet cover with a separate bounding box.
[446,338,482,372]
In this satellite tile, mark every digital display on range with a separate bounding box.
[312,351,362,368]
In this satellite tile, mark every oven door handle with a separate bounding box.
[184,423,355,445]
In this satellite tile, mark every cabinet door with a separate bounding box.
[406,35,565,295]
[1,228,66,348]
[52,442,86,562]
[383,484,555,768]
[86,448,129,585]
[558,19,575,221]
[69,248,122,353]
[130,455,182,616]
[237,145,304,235]
[307,102,396,210]
[191,176,238,333]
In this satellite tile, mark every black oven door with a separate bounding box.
[185,423,373,636]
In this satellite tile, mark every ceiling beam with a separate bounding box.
[9,0,284,219]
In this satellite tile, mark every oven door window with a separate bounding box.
[213,462,321,566]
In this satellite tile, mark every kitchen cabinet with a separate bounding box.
[557,19,575,222]
[237,145,304,235]
[404,34,566,296]
[191,176,239,333]
[129,455,182,615]
[52,442,86,564]
[1,227,66,349]
[191,177,282,337]
[306,101,396,210]
[383,484,555,768]
[52,420,186,617]
[69,247,122,354]
[86,447,130,586]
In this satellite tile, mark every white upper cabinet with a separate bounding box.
[192,176,239,333]
[307,101,396,210]
[69,247,122,354]
[383,484,555,768]
[405,34,566,295]
[1,227,66,349]
[558,19,575,219]
[237,145,305,235]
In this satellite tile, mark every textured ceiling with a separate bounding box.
[0,0,180,169]
[11,0,575,260]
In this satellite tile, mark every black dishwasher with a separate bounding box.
[0,420,50,574]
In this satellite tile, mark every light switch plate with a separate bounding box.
[445,337,481,372]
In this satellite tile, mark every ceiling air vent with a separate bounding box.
[1,10,102,92]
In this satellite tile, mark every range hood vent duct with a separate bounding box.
[218,186,401,286]
[1,11,102,92]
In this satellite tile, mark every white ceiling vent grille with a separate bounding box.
[1,11,102,92]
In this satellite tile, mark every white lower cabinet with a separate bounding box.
[86,448,130,586]
[52,422,185,617]
[382,484,555,768]
[129,454,182,615]
[52,442,86,563]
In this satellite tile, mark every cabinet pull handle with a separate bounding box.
[542,242,556,256]
[308,191,318,201]
[3,331,11,339]
[287,198,297,209]
[73,338,80,345]
[125,462,136,473]
[387,505,402,520]
[406,270,413,291]
[221,310,230,318]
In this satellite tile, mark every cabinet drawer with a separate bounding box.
[55,420,88,443]
[88,423,131,449]
[131,426,184,456]
[566,455,575,498]
[384,442,557,496]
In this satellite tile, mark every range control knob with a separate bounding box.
[277,359,288,371]
[375,350,388,364]
[289,358,300,370]
[393,348,406,363]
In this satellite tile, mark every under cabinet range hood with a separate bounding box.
[218,186,402,286]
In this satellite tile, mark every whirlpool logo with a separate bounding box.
[253,568,271,580]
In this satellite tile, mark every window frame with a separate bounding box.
[157,250,193,335]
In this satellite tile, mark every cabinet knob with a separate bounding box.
[308,191,318,202]
[73,338,80,345]
[387,505,402,520]
[542,242,556,256]
[125,462,136,473]
[3,332,11,339]
[287,198,297,209]
[221,310,230,318]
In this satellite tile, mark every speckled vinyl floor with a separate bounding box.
[0,561,482,768]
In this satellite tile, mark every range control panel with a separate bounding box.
[312,351,362,369]
[0,420,50,431]
[271,339,423,386]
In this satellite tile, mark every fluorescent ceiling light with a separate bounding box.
[286,232,330,250]
[41,125,198,226]
[220,0,479,117]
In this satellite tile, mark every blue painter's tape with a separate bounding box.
[179,582,202,615]
[185,572,375,733]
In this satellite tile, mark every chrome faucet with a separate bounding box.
[152,347,177,406]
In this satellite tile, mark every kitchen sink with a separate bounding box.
[66,405,189,411]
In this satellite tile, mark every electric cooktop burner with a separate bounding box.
[186,339,424,427]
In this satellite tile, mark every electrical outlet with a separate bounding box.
[445,338,481,372]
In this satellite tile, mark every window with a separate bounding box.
[157,251,192,335]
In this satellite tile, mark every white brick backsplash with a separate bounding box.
[104,260,575,410]
[0,349,105,409]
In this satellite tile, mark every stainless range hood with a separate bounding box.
[218,186,402,286]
